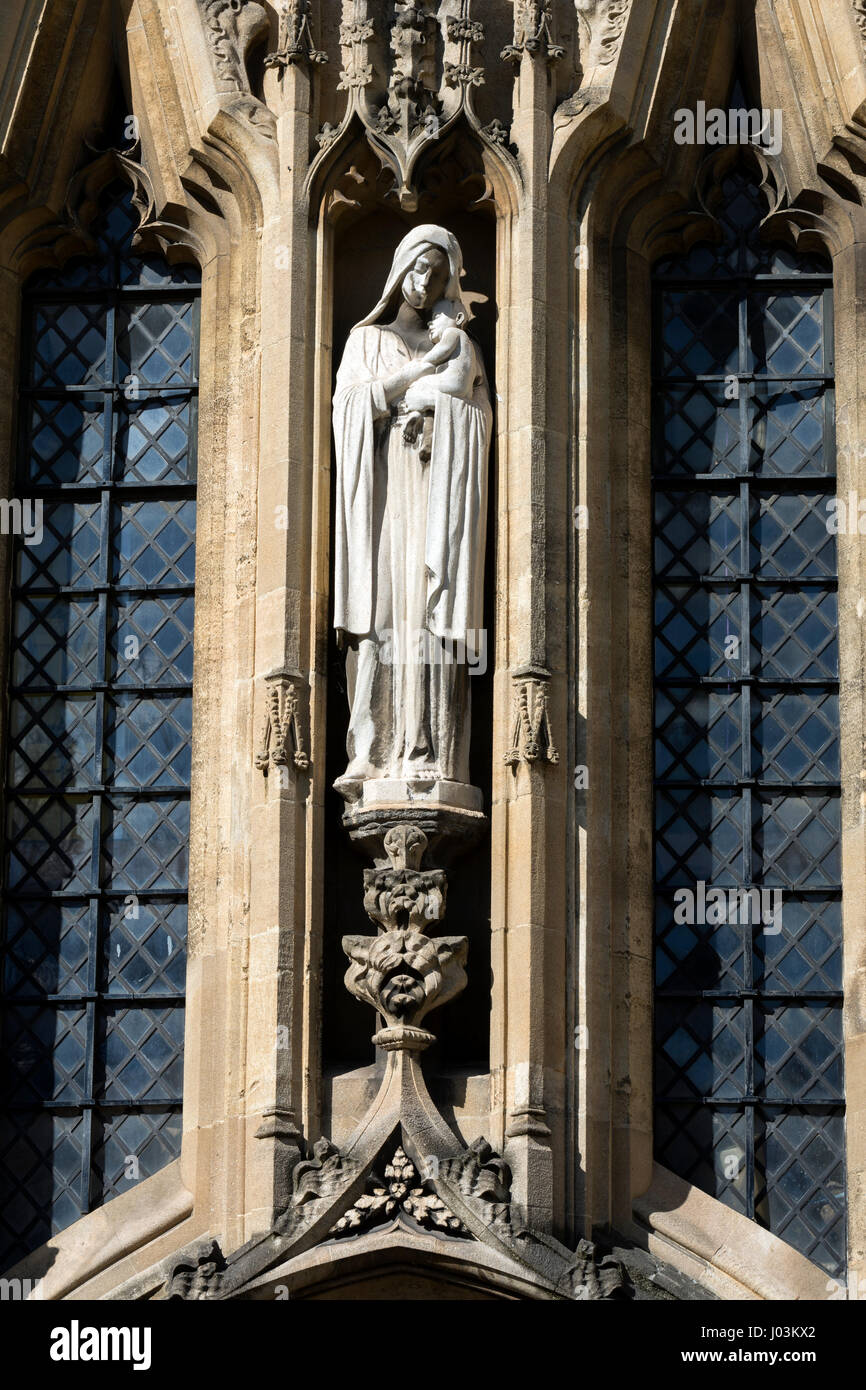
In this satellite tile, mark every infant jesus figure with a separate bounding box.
[400,298,479,461]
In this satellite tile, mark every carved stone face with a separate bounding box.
[401,248,450,313]
[367,929,441,1019]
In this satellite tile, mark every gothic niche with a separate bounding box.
[321,139,497,1079]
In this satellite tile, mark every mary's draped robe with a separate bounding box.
[332,319,491,793]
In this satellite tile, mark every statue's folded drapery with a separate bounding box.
[332,318,490,787]
[333,324,490,648]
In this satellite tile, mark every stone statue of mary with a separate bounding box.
[332,225,491,807]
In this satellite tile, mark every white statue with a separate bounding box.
[332,226,491,804]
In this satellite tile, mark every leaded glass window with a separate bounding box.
[0,181,199,1271]
[652,161,845,1277]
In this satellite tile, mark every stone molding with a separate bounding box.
[632,1165,837,1302]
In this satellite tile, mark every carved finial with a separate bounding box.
[501,0,565,65]
[265,0,329,72]
[444,5,485,90]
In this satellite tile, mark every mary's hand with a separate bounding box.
[402,379,437,412]
[382,359,434,405]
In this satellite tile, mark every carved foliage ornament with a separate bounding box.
[331,1148,467,1236]
[343,827,466,1048]
[325,1,501,210]
[574,0,632,68]
[856,1,866,46]
[197,0,270,92]
[504,671,559,767]
[502,0,565,64]
[255,672,309,775]
[265,0,329,72]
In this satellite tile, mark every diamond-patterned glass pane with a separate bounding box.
[655,1105,750,1217]
[106,695,192,788]
[102,796,189,892]
[2,901,91,996]
[653,158,844,1280]
[8,694,97,790]
[750,293,824,376]
[116,301,197,386]
[661,290,740,377]
[103,899,187,995]
[752,690,838,783]
[1,1005,88,1104]
[15,500,102,589]
[6,796,94,892]
[655,892,746,992]
[656,1000,747,1100]
[2,183,198,1273]
[751,491,835,578]
[98,1005,185,1102]
[751,386,827,475]
[112,499,196,587]
[23,397,105,487]
[12,596,100,688]
[655,686,742,782]
[28,302,107,387]
[656,787,745,886]
[754,792,840,888]
[755,896,842,993]
[655,490,741,578]
[93,1109,182,1202]
[752,588,838,680]
[655,584,742,679]
[109,595,195,687]
[656,385,742,476]
[756,1110,846,1277]
[115,400,195,483]
[756,1004,843,1102]
[0,1111,87,1267]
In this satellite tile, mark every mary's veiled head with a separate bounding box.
[353,224,468,330]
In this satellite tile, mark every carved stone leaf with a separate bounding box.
[330,1148,468,1238]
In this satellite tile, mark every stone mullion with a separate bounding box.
[832,236,866,1295]
[245,65,314,1233]
[499,48,564,1235]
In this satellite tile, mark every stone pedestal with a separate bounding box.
[338,778,487,864]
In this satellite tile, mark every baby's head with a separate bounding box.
[429,298,466,342]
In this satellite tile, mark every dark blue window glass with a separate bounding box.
[0,182,199,1272]
[653,162,845,1278]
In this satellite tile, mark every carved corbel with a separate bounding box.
[504,668,560,767]
[501,0,565,65]
[255,670,310,776]
[264,0,329,73]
